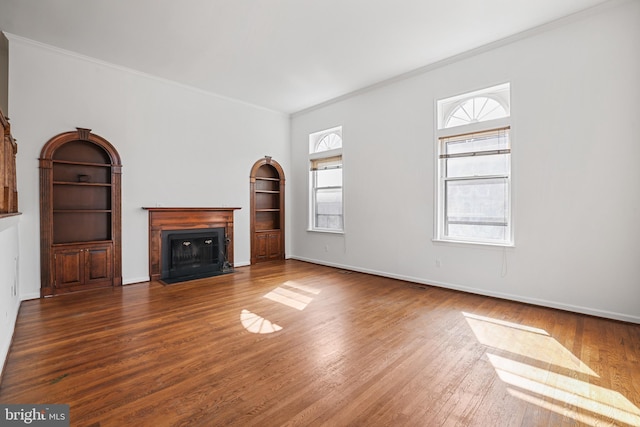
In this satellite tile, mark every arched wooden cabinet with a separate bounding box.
[250,157,285,264]
[39,128,122,296]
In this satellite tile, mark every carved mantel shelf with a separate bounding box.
[143,207,241,281]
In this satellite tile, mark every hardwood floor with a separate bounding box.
[1,260,639,426]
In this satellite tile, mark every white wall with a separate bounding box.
[290,0,640,323]
[0,216,20,376]
[7,36,290,299]
[0,33,8,113]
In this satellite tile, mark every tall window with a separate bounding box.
[436,83,512,245]
[309,127,343,232]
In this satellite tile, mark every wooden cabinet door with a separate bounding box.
[254,233,269,262]
[85,245,113,285]
[54,248,85,289]
[53,243,113,290]
[267,232,282,260]
[254,232,282,262]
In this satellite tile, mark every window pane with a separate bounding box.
[445,178,508,240]
[445,132,508,155]
[447,223,508,241]
[445,97,508,128]
[315,188,343,229]
[315,168,342,187]
[446,153,509,178]
[315,133,342,153]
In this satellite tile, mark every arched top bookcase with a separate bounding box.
[250,156,285,264]
[39,127,122,296]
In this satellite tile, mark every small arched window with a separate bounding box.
[445,96,508,128]
[314,132,342,153]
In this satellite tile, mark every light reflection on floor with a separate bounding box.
[464,312,640,426]
[240,281,322,334]
[263,280,320,311]
[240,309,282,334]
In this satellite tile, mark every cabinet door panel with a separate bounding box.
[54,249,84,288]
[255,234,268,261]
[267,232,282,260]
[86,245,113,284]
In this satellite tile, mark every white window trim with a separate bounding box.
[434,118,514,247]
[308,129,344,234]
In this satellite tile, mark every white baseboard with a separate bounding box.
[234,261,251,268]
[20,292,40,301]
[291,256,640,324]
[123,276,150,285]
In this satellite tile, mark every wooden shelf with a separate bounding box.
[54,181,112,187]
[52,159,112,167]
[53,239,113,247]
[54,209,112,213]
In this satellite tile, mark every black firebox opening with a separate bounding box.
[161,227,227,283]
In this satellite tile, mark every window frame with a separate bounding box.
[435,84,513,247]
[309,127,344,233]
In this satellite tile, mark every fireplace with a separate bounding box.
[161,228,226,283]
[143,207,240,283]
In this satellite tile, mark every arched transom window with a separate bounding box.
[445,96,508,128]
[314,132,342,153]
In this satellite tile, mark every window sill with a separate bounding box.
[432,238,514,249]
[307,228,344,235]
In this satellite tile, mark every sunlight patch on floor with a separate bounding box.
[463,312,596,376]
[507,388,604,426]
[463,312,640,426]
[240,309,283,334]
[263,281,320,310]
[488,353,640,426]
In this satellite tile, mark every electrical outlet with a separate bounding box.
[324,244,329,252]
[436,258,442,267]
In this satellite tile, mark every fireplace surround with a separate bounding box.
[143,207,240,283]
[161,227,226,283]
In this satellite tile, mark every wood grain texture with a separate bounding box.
[1,260,639,426]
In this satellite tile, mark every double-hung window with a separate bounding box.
[436,83,512,245]
[309,127,343,232]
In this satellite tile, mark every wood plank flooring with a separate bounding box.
[1,260,639,426]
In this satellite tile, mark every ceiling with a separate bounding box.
[0,0,611,114]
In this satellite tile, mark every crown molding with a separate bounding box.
[2,31,287,117]
[291,0,630,118]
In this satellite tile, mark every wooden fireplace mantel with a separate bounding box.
[143,207,241,281]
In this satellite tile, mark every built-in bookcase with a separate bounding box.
[250,157,285,263]
[40,128,122,296]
